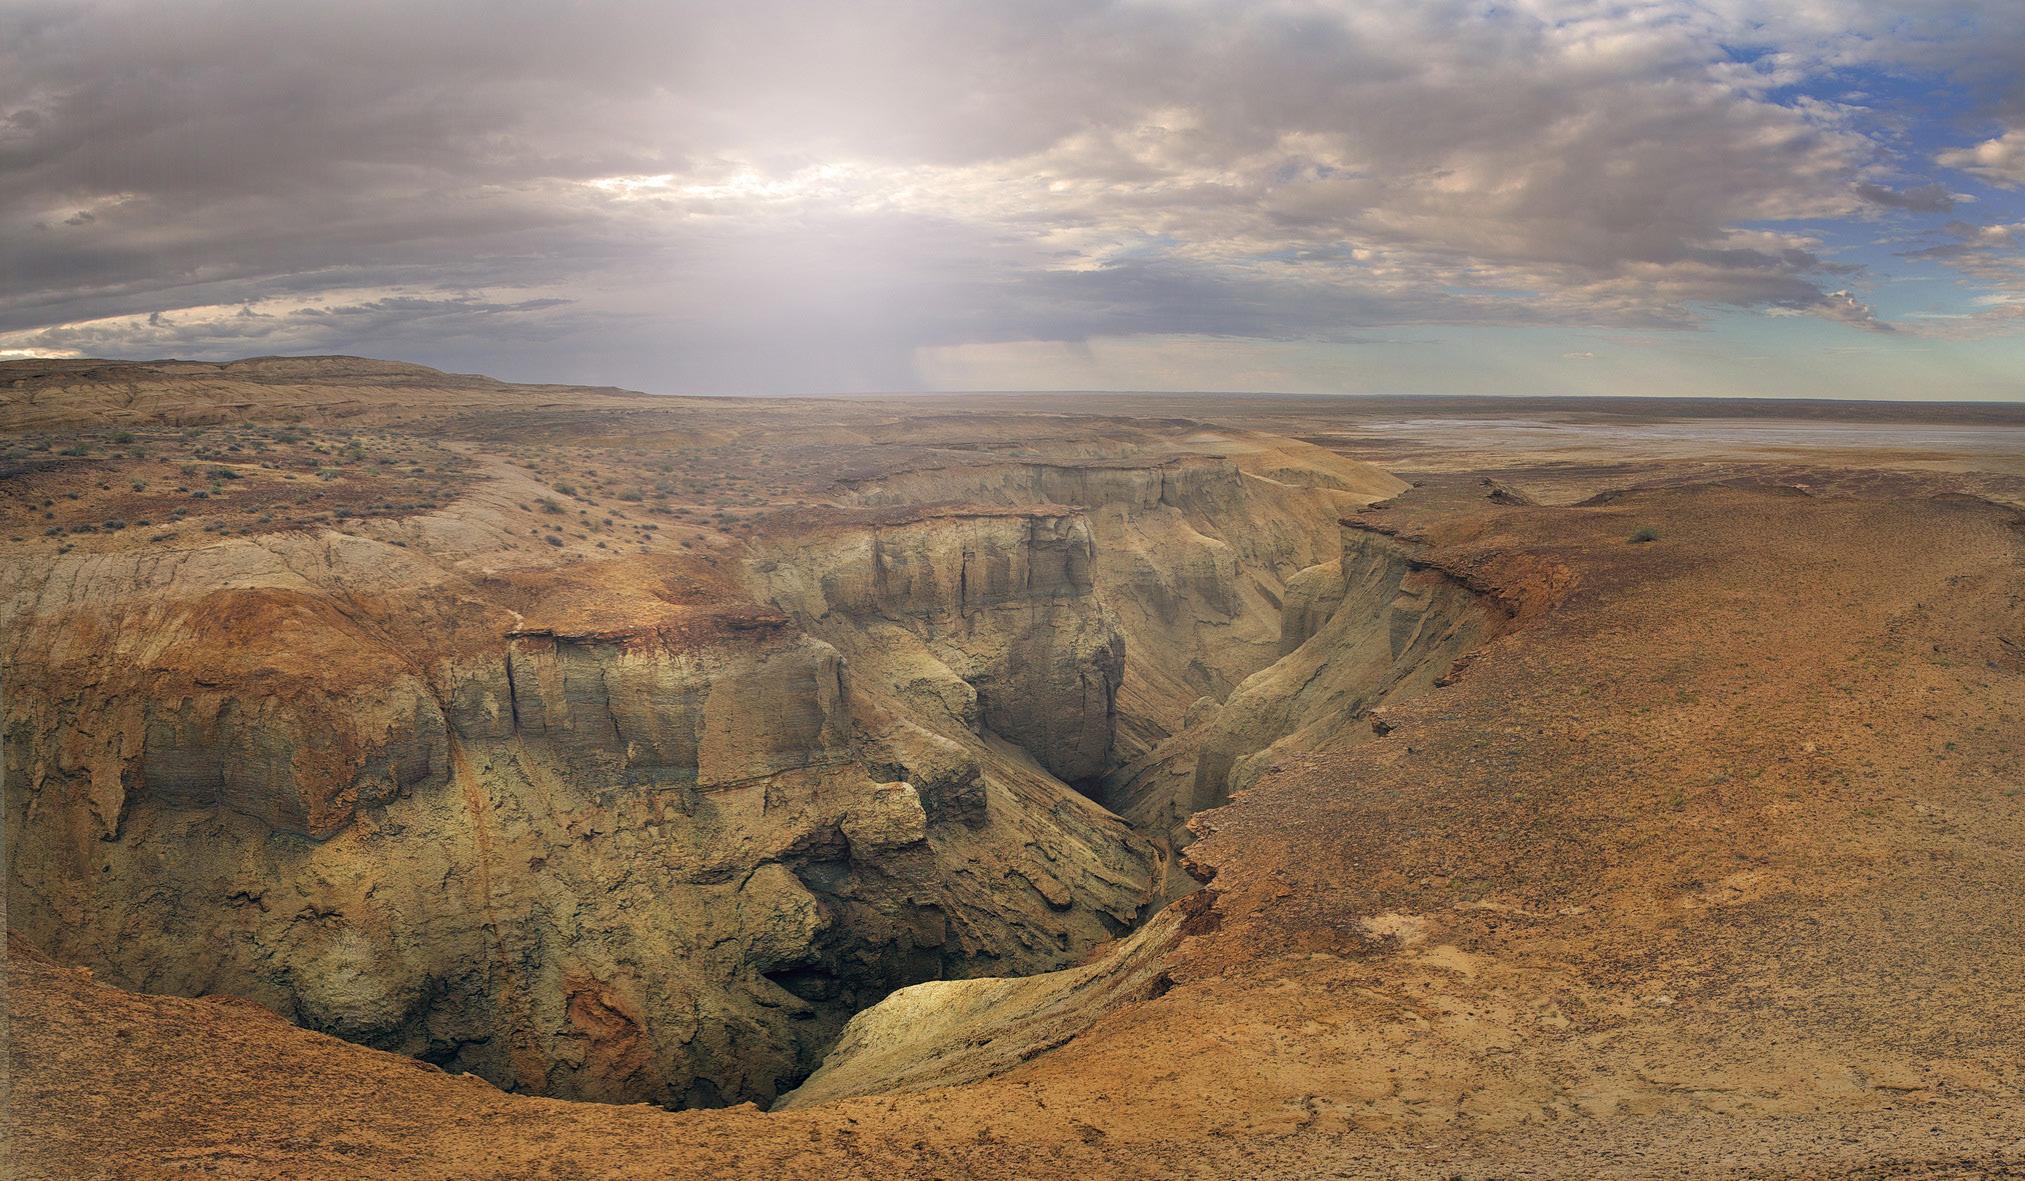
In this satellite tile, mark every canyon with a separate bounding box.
[6,359,2024,1177]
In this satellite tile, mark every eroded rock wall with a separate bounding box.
[777,524,1503,1109]
[4,533,1156,1109]
[747,510,1123,785]
[1102,526,1495,845]
[838,452,1405,765]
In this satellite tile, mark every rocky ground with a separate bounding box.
[5,359,2023,1178]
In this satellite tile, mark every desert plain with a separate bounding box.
[4,358,2023,1178]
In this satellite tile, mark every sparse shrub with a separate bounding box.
[1627,527,1659,544]
[544,534,564,547]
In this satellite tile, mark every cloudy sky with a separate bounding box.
[4,1,2023,398]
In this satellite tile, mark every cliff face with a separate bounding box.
[5,527,1156,1108]
[1101,526,1496,844]
[840,450,1406,766]
[748,510,1122,785]
[763,520,1503,1109]
[5,540,496,845]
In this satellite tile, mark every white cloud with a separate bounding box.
[1939,129,2025,187]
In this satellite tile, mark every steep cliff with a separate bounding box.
[747,509,1122,785]
[1101,524,1497,846]
[779,519,1507,1106]
[839,448,1406,764]
[5,524,1157,1108]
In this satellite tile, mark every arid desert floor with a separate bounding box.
[5,359,2022,1179]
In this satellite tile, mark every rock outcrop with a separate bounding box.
[776,908,1187,1110]
[839,448,1407,766]
[5,529,1157,1108]
[748,509,1123,785]
[1101,525,1495,845]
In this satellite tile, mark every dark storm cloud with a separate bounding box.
[3,1,2023,389]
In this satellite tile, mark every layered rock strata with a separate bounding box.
[5,531,1157,1108]
[1102,524,1495,846]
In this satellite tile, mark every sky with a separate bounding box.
[2,1,2023,400]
